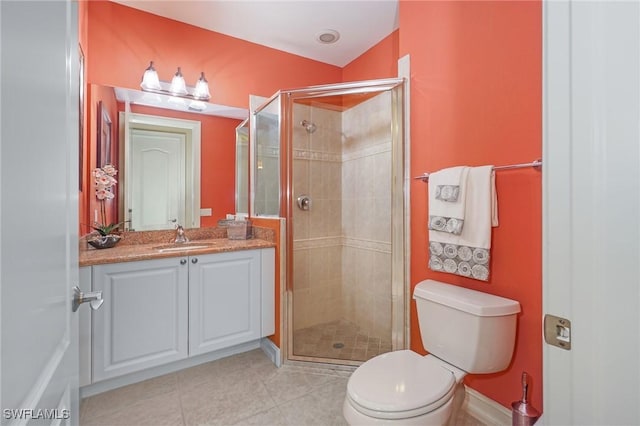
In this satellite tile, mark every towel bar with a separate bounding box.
[413,159,542,182]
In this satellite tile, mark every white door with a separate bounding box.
[1,0,80,424]
[543,1,640,424]
[130,129,186,230]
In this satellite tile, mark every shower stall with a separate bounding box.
[252,78,408,366]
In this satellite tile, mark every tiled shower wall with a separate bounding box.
[292,103,344,330]
[341,92,392,339]
[292,92,392,342]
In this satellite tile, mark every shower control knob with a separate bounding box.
[297,195,312,211]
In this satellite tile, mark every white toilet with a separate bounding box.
[343,279,520,425]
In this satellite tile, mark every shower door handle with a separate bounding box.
[297,195,312,211]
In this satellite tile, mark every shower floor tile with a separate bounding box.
[293,319,392,362]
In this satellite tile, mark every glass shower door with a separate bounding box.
[250,79,406,366]
[287,83,404,364]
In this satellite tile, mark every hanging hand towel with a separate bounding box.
[428,165,497,281]
[427,166,470,235]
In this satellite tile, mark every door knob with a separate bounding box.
[72,286,104,312]
[191,258,198,264]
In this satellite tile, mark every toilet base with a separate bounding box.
[446,383,466,426]
[343,385,463,426]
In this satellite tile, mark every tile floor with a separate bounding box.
[292,319,392,362]
[80,349,485,426]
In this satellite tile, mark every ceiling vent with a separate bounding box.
[316,29,340,44]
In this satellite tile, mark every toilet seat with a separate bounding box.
[346,350,457,420]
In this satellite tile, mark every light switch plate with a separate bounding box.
[200,208,212,216]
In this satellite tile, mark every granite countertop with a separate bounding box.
[79,226,276,267]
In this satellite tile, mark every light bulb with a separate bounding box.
[193,72,211,100]
[169,67,188,96]
[140,61,161,91]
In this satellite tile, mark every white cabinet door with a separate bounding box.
[92,257,189,381]
[189,250,262,356]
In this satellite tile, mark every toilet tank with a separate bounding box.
[413,280,520,374]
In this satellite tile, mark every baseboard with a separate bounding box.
[462,387,512,426]
[80,340,260,398]
[260,337,281,367]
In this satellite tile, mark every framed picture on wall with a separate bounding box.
[96,100,112,167]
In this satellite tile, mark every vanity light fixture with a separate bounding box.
[140,61,211,102]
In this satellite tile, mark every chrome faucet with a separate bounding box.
[174,225,189,244]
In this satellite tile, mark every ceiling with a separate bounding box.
[113,0,399,67]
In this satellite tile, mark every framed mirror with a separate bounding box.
[87,84,249,230]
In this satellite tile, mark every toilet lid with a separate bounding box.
[347,350,456,419]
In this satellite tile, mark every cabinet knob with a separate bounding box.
[191,258,198,264]
[180,259,187,265]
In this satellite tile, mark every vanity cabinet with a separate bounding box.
[85,248,274,384]
[92,257,189,382]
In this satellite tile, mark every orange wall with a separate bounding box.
[399,0,542,410]
[125,104,241,226]
[342,30,400,82]
[86,1,342,108]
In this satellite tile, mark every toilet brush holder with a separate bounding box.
[511,372,540,426]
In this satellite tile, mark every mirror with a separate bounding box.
[121,112,202,230]
[89,84,248,230]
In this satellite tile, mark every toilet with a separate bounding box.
[343,279,520,425]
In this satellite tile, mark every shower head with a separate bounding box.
[300,120,317,134]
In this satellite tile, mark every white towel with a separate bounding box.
[491,169,499,227]
[427,166,470,235]
[428,165,498,281]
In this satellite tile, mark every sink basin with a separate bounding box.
[153,242,219,252]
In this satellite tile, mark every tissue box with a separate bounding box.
[227,220,252,240]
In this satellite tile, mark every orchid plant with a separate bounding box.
[92,164,122,236]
